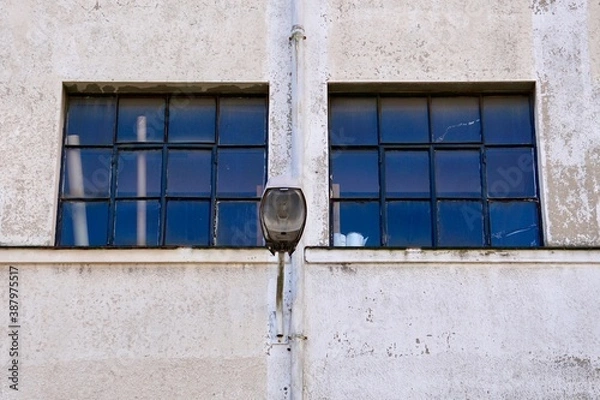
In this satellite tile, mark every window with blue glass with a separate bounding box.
[330,94,542,248]
[58,94,267,247]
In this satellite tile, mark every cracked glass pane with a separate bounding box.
[431,97,481,143]
[490,202,540,247]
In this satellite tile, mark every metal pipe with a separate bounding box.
[276,251,285,338]
[290,9,305,180]
[289,0,306,398]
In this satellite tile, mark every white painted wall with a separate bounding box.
[0,249,280,399]
[304,249,600,399]
[1,249,599,399]
[1,0,600,398]
[1,0,599,246]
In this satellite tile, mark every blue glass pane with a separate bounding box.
[437,201,484,247]
[63,149,112,198]
[431,97,481,143]
[331,150,379,198]
[59,201,109,246]
[381,97,429,143]
[435,151,481,197]
[165,200,210,246]
[387,201,432,247]
[167,150,212,196]
[114,200,160,246]
[486,148,536,198]
[219,98,266,145]
[385,151,430,198]
[335,202,380,247]
[483,96,532,144]
[116,151,163,197]
[490,202,540,247]
[66,97,116,145]
[330,97,378,145]
[216,201,262,246]
[117,98,166,142]
[169,97,216,143]
[217,149,265,197]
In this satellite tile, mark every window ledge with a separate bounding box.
[304,247,600,266]
[0,248,277,265]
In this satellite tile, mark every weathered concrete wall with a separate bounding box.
[304,249,600,399]
[1,0,600,246]
[0,249,278,399]
[0,0,269,245]
[327,0,533,81]
[3,0,599,247]
[1,0,600,398]
[3,249,599,399]
[533,0,600,246]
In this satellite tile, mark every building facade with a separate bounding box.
[1,0,600,398]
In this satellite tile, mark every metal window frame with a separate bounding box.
[329,92,543,248]
[56,93,268,248]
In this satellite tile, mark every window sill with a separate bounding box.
[0,247,277,265]
[304,247,600,266]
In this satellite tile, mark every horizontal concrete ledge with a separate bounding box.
[304,248,600,266]
[0,248,277,265]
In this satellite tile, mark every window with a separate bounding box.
[330,93,542,248]
[57,94,267,247]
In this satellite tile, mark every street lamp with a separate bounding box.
[259,184,307,255]
[259,181,307,339]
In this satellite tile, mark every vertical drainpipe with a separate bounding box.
[289,0,306,398]
[290,0,305,181]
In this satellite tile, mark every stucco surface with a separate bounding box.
[1,0,600,396]
[591,1,600,80]
[304,261,600,398]
[0,0,268,245]
[327,0,533,81]
[533,0,600,245]
[1,0,600,246]
[0,262,272,399]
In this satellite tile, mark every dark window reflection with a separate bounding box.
[330,97,378,145]
[116,150,163,197]
[336,202,380,247]
[62,148,112,198]
[60,94,268,248]
[117,98,166,142]
[114,200,160,246]
[435,150,481,198]
[167,150,212,197]
[328,93,540,249]
[490,202,539,247]
[59,201,109,246]
[486,148,536,198]
[217,149,265,197]
[431,97,481,143]
[169,97,216,143]
[66,97,116,145]
[381,97,429,143]
[437,201,484,247]
[216,201,262,246]
[483,96,532,144]
[331,150,379,198]
[219,98,266,145]
[165,200,210,246]
[385,151,430,198]
[387,201,432,247]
